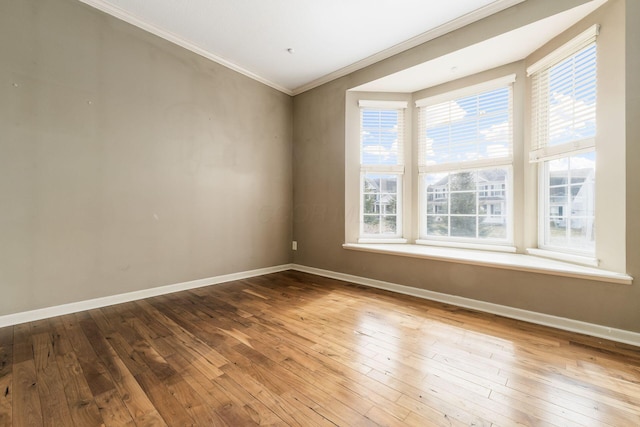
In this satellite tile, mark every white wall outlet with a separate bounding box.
[292,241,298,250]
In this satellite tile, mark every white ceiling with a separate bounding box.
[78,0,603,95]
[352,0,606,93]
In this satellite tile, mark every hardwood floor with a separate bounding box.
[1,270,639,426]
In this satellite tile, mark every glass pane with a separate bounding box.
[450,171,476,191]
[569,218,595,251]
[425,172,448,214]
[424,172,448,187]
[549,186,568,209]
[363,194,378,214]
[381,178,397,193]
[480,221,507,239]
[547,218,568,247]
[479,201,503,216]
[427,199,448,214]
[385,196,397,214]
[363,176,379,193]
[451,192,476,215]
[382,216,397,234]
[451,216,476,238]
[363,215,380,234]
[427,215,448,236]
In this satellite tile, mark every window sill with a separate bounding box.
[342,243,633,285]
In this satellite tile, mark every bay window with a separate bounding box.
[344,17,627,281]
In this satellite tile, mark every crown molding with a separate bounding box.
[291,0,526,95]
[78,0,526,97]
[78,0,294,95]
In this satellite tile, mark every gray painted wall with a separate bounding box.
[293,0,640,332]
[0,0,293,315]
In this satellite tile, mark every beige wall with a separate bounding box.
[293,0,640,332]
[0,0,293,316]
[626,0,640,292]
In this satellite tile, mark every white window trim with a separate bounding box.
[529,138,595,163]
[359,100,408,109]
[526,248,598,267]
[343,243,632,285]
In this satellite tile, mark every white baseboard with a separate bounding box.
[4,262,638,348]
[0,264,293,328]
[291,264,640,348]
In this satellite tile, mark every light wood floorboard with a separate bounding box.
[1,270,639,426]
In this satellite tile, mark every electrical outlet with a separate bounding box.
[292,241,298,251]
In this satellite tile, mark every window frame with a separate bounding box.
[528,25,599,261]
[415,75,516,248]
[357,100,409,243]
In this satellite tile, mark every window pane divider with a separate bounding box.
[418,158,513,174]
[361,165,405,173]
[529,138,595,163]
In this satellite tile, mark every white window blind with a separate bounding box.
[359,100,406,172]
[529,25,598,162]
[416,75,515,173]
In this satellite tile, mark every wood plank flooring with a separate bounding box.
[1,270,640,426]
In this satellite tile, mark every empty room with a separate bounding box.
[1,0,639,425]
